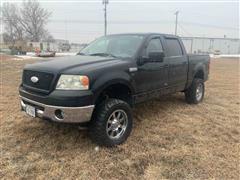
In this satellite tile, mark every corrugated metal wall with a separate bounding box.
[181,37,240,54]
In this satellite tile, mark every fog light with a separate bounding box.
[55,109,64,120]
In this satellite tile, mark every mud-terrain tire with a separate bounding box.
[89,98,133,147]
[185,78,205,104]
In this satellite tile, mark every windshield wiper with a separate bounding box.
[76,52,86,55]
[89,53,118,58]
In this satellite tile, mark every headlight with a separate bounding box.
[56,75,89,90]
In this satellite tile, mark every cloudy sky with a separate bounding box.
[3,0,239,43]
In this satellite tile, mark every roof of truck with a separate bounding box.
[106,33,180,38]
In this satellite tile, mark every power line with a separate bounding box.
[2,17,239,31]
[178,23,193,36]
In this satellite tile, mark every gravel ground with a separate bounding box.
[0,55,239,179]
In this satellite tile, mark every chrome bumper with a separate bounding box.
[20,96,94,123]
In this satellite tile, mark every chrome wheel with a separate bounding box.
[196,83,203,101]
[106,109,128,139]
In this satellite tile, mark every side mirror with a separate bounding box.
[138,56,148,65]
[148,52,165,62]
[138,52,165,65]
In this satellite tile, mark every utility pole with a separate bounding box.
[190,38,193,54]
[174,11,179,35]
[103,0,109,36]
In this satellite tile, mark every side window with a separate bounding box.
[165,38,183,56]
[146,38,163,54]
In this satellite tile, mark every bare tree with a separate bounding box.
[42,32,55,43]
[2,3,24,48]
[19,0,51,42]
[2,0,52,45]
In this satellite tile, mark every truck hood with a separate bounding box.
[24,55,126,74]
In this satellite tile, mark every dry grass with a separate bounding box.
[0,55,239,179]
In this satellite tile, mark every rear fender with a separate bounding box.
[186,63,206,89]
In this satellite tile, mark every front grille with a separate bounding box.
[23,70,54,92]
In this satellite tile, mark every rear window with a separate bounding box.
[165,38,183,56]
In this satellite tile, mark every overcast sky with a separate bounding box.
[3,0,239,43]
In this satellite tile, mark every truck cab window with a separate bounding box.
[165,38,183,56]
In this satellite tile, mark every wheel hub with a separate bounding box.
[106,109,128,139]
[111,119,120,130]
[196,83,203,101]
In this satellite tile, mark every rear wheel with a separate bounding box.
[185,78,205,104]
[89,98,132,147]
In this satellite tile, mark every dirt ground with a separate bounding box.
[0,55,239,179]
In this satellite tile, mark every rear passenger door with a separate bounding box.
[163,37,188,91]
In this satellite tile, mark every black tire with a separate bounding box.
[89,98,133,147]
[185,78,205,104]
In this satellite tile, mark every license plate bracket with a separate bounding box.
[25,105,36,117]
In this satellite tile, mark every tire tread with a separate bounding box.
[89,98,132,147]
[185,78,204,104]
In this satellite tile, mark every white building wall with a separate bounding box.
[182,38,240,54]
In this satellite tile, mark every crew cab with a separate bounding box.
[19,33,210,147]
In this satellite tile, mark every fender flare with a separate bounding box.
[91,71,135,103]
[193,64,206,80]
[186,63,206,89]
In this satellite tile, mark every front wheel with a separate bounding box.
[185,78,205,104]
[89,99,133,147]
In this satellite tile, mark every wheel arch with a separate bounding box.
[193,62,208,81]
[194,69,205,80]
[92,77,135,107]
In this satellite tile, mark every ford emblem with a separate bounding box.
[31,76,39,83]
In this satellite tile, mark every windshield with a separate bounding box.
[79,35,144,58]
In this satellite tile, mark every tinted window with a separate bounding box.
[146,38,163,54]
[165,38,183,56]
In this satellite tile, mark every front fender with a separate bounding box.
[91,71,135,101]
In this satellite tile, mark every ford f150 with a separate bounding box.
[19,33,210,146]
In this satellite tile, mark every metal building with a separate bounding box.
[181,37,240,55]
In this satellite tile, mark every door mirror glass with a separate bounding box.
[148,52,165,62]
[139,52,165,65]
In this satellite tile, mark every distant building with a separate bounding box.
[26,40,87,52]
[182,37,240,55]
[0,34,86,53]
[54,39,70,52]
[27,39,69,52]
[70,43,87,52]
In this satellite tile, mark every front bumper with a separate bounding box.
[20,96,94,123]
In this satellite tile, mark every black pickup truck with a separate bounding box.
[19,33,210,146]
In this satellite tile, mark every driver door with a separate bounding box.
[134,37,169,95]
